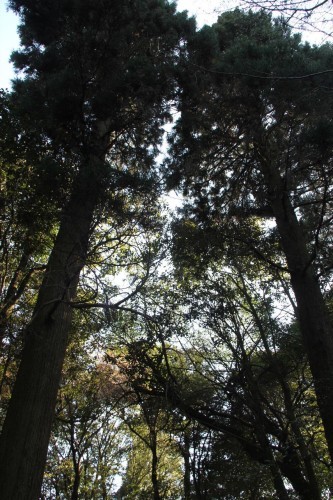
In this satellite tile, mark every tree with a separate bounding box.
[0,1,193,498]
[107,248,333,497]
[0,89,65,425]
[0,90,59,347]
[224,0,333,40]
[118,407,183,500]
[42,338,126,500]
[167,8,333,461]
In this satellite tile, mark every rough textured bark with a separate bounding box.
[0,153,104,499]
[259,144,333,461]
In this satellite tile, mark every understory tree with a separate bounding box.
[105,253,333,497]
[42,338,126,500]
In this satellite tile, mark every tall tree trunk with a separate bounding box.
[259,144,333,461]
[0,152,104,499]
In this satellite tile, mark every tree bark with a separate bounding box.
[0,153,104,499]
[279,449,317,500]
[150,428,161,500]
[69,419,81,500]
[182,429,192,500]
[71,463,81,500]
[259,144,333,462]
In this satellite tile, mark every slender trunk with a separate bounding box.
[242,281,321,499]
[101,481,108,500]
[182,429,191,500]
[0,154,103,499]
[259,147,333,461]
[150,429,160,500]
[70,420,81,500]
[281,382,321,499]
[279,449,316,500]
[258,431,289,500]
[0,247,34,346]
[192,461,203,500]
[191,442,204,500]
[0,343,13,396]
[243,366,289,500]
[71,463,80,500]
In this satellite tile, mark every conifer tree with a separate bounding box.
[167,9,333,460]
[0,1,193,497]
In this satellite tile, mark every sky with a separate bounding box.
[0,2,20,89]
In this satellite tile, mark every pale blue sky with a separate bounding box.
[0,1,19,89]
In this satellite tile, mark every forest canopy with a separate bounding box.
[0,0,333,498]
